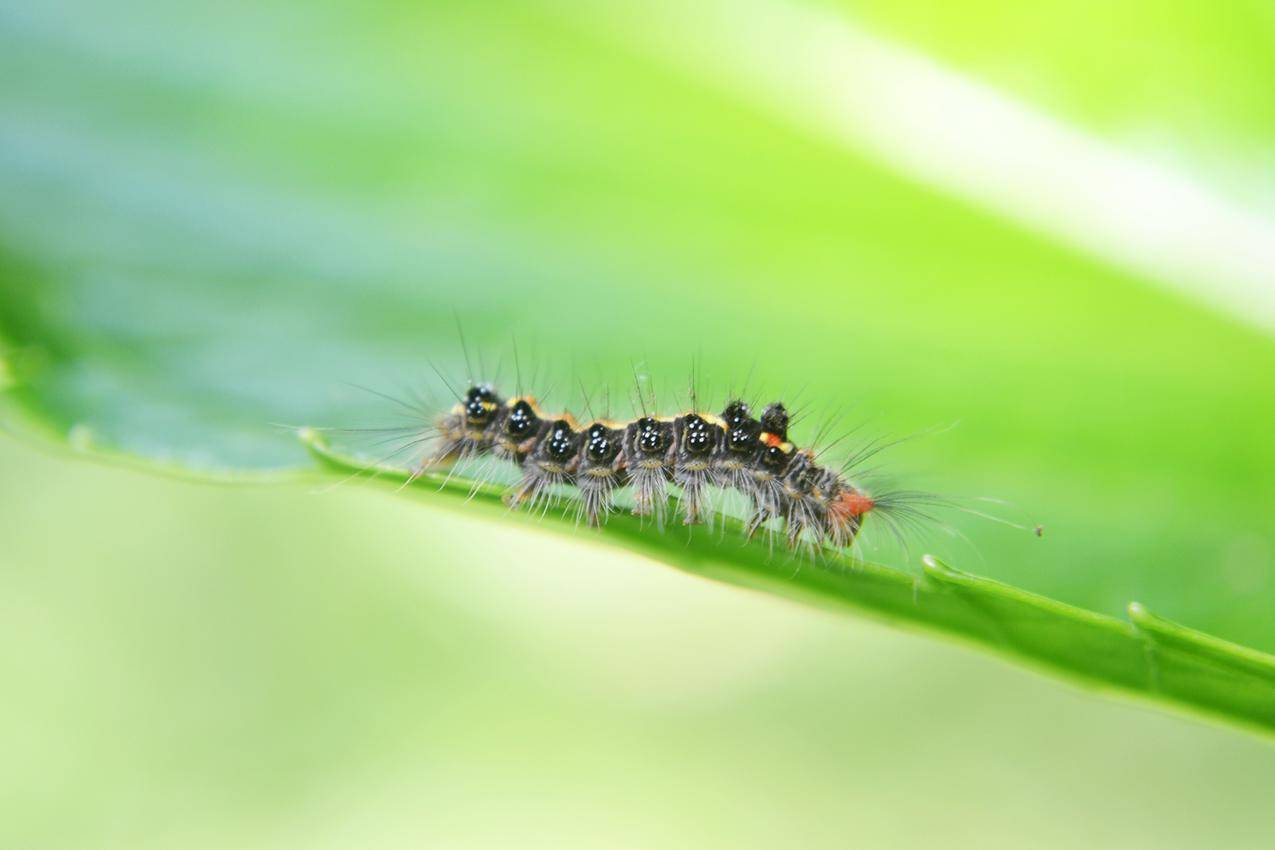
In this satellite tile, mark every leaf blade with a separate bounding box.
[299,427,1275,739]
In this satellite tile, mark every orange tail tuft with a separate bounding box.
[831,490,875,520]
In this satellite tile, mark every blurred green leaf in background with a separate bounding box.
[3,1,1275,848]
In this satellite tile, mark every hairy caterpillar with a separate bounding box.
[420,381,883,552]
[313,338,1039,559]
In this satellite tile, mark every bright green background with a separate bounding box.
[3,1,1275,846]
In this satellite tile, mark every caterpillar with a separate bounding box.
[420,381,881,551]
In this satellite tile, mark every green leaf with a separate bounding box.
[3,1,1275,735]
[298,428,1275,737]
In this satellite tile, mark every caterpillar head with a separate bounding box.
[758,402,789,442]
[720,400,752,428]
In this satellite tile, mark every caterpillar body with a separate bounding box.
[425,383,879,551]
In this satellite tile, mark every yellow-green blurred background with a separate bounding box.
[8,439,1275,850]
[3,1,1275,847]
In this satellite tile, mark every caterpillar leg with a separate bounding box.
[629,468,669,528]
[675,470,713,526]
[576,475,619,527]
[506,466,568,516]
